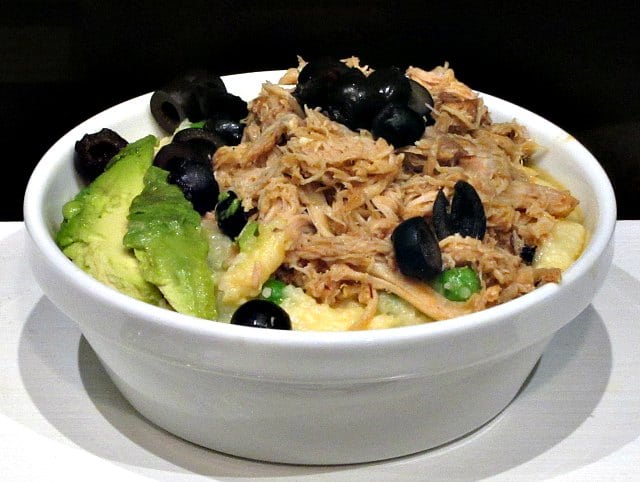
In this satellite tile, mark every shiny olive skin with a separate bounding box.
[196,91,248,123]
[367,66,411,105]
[370,103,426,147]
[74,128,128,183]
[153,142,208,171]
[326,68,367,106]
[294,57,351,108]
[230,299,292,329]
[149,81,198,133]
[166,158,219,215]
[297,56,351,86]
[432,189,451,240]
[181,69,227,93]
[177,69,227,121]
[204,118,244,145]
[215,190,249,239]
[325,69,382,130]
[432,181,486,240]
[391,216,442,282]
[150,70,231,131]
[172,127,226,159]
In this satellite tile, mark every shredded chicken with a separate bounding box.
[213,57,578,326]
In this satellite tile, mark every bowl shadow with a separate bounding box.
[17,280,634,480]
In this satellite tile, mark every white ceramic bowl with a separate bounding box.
[23,70,616,465]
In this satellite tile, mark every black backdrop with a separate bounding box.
[2,0,638,220]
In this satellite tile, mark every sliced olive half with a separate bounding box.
[432,181,486,240]
[172,127,226,159]
[215,190,249,239]
[167,158,219,215]
[74,128,128,183]
[392,216,442,282]
[230,299,292,329]
[370,102,426,147]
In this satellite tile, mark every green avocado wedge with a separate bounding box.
[56,135,167,307]
[124,166,217,319]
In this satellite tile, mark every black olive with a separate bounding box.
[196,91,248,123]
[166,158,219,215]
[325,97,380,131]
[215,191,249,239]
[150,71,228,131]
[326,68,367,105]
[293,76,327,109]
[431,181,486,240]
[323,101,360,129]
[432,188,452,240]
[391,216,442,282]
[74,128,128,183]
[366,66,411,105]
[294,57,351,108]
[297,56,350,86]
[150,80,200,133]
[204,118,244,146]
[520,245,536,265]
[407,78,434,122]
[230,299,292,330]
[153,142,208,171]
[325,69,381,130]
[181,68,227,94]
[449,180,486,240]
[370,103,426,147]
[172,127,226,159]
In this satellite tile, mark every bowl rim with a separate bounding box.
[23,69,617,350]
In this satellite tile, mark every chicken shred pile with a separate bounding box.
[213,58,578,325]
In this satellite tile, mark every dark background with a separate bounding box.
[2,0,638,220]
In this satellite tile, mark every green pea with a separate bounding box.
[432,266,481,302]
[259,278,287,305]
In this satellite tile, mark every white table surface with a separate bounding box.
[1,221,639,481]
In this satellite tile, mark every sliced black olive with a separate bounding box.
[407,78,434,123]
[196,91,248,123]
[215,191,249,239]
[166,158,219,215]
[297,56,351,86]
[204,118,244,146]
[450,180,486,240]
[323,101,360,129]
[431,181,486,240]
[294,57,351,108]
[366,66,411,105]
[230,299,292,329]
[391,216,442,282]
[520,245,536,265]
[172,127,226,159]
[150,71,229,130]
[293,76,327,109]
[153,142,208,171]
[325,69,381,130]
[370,102,426,147]
[326,68,367,105]
[150,80,200,133]
[74,128,128,183]
[181,68,227,94]
[432,189,452,240]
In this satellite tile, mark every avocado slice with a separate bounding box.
[124,166,217,319]
[56,135,167,306]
